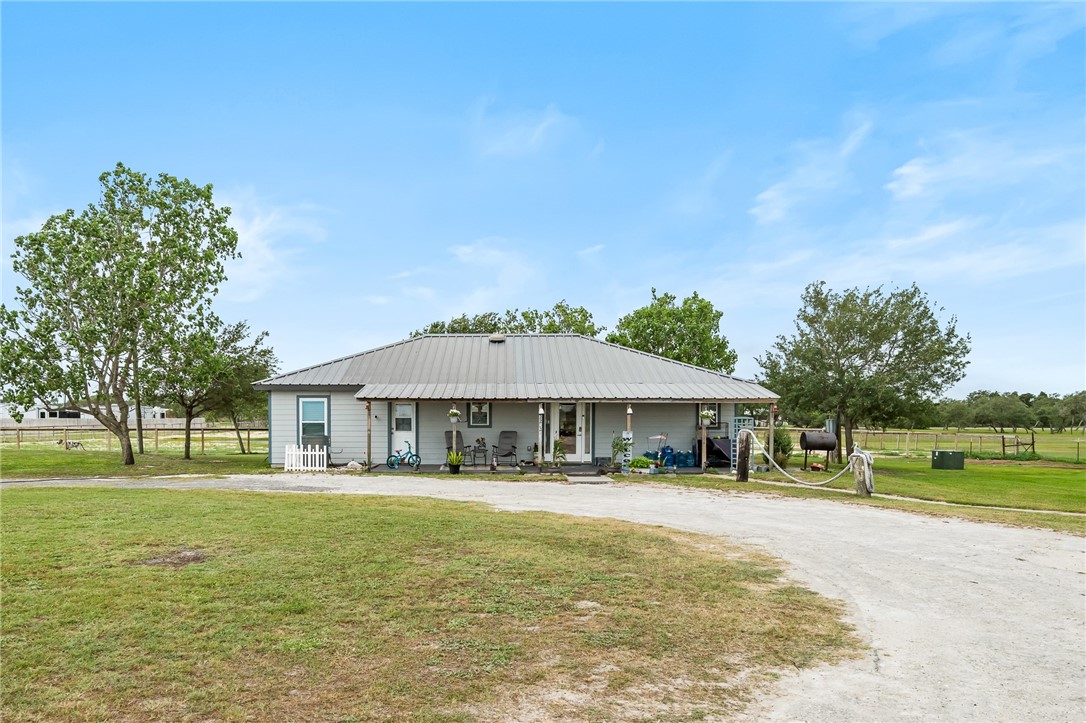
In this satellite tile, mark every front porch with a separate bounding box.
[368,461,715,477]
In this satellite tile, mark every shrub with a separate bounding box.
[629,456,652,469]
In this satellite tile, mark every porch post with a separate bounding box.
[701,406,708,472]
[537,403,545,472]
[366,400,372,472]
[768,403,775,466]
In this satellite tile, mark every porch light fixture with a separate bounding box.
[626,404,633,416]
[538,403,545,417]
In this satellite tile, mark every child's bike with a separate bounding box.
[387,442,421,470]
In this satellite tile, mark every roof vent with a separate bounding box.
[488,333,506,343]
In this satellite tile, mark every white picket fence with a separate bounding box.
[284,444,327,471]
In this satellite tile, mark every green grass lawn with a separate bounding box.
[823,456,1086,511]
[1,487,860,721]
[0,447,270,480]
[632,456,1086,535]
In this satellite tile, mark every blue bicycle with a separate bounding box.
[386,441,421,470]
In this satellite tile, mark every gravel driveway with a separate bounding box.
[10,473,1085,722]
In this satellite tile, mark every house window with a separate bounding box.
[394,403,413,432]
[697,403,722,430]
[299,397,329,438]
[468,402,491,428]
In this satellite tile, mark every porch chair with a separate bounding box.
[492,431,518,466]
[444,430,469,460]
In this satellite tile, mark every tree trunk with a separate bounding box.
[91,410,135,464]
[844,416,855,459]
[119,428,135,465]
[232,412,246,453]
[184,413,193,460]
[834,410,843,463]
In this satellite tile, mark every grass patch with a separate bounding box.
[1,487,860,721]
[764,455,1086,512]
[0,447,270,480]
[631,460,1086,535]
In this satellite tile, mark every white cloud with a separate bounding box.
[471,98,574,158]
[446,236,537,314]
[218,190,328,303]
[834,220,1083,287]
[885,133,1071,200]
[576,244,604,258]
[749,118,873,225]
[882,219,977,250]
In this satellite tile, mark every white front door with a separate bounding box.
[391,403,415,458]
[548,402,591,463]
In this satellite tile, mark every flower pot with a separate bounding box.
[449,464,461,475]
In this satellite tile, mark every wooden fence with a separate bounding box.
[1,426,268,455]
[760,428,1081,462]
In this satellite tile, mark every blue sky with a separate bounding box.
[3,2,1084,396]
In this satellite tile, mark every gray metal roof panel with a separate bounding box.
[254,334,778,401]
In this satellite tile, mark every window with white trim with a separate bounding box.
[300,397,328,438]
[697,402,722,430]
[468,402,491,427]
[394,403,413,432]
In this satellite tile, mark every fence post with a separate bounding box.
[16,428,20,449]
[155,428,159,452]
[247,428,252,454]
[201,428,205,454]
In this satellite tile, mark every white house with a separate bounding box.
[254,334,778,468]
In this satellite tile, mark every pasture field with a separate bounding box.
[0,487,860,721]
[0,425,268,457]
[771,426,1086,463]
[0,447,269,480]
[821,455,1085,511]
[638,455,1085,535]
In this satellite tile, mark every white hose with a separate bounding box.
[736,428,874,491]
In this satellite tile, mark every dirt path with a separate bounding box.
[9,474,1085,721]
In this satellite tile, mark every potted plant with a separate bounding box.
[699,407,717,426]
[447,406,461,423]
[551,439,567,468]
[629,456,652,474]
[447,450,464,474]
[611,434,632,467]
[764,431,794,470]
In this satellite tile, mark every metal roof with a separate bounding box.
[253,334,778,402]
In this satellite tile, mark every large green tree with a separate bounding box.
[413,300,604,337]
[758,282,970,459]
[605,289,737,372]
[147,320,275,459]
[0,164,238,464]
[206,324,279,454]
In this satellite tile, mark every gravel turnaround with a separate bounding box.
[11,473,1085,722]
